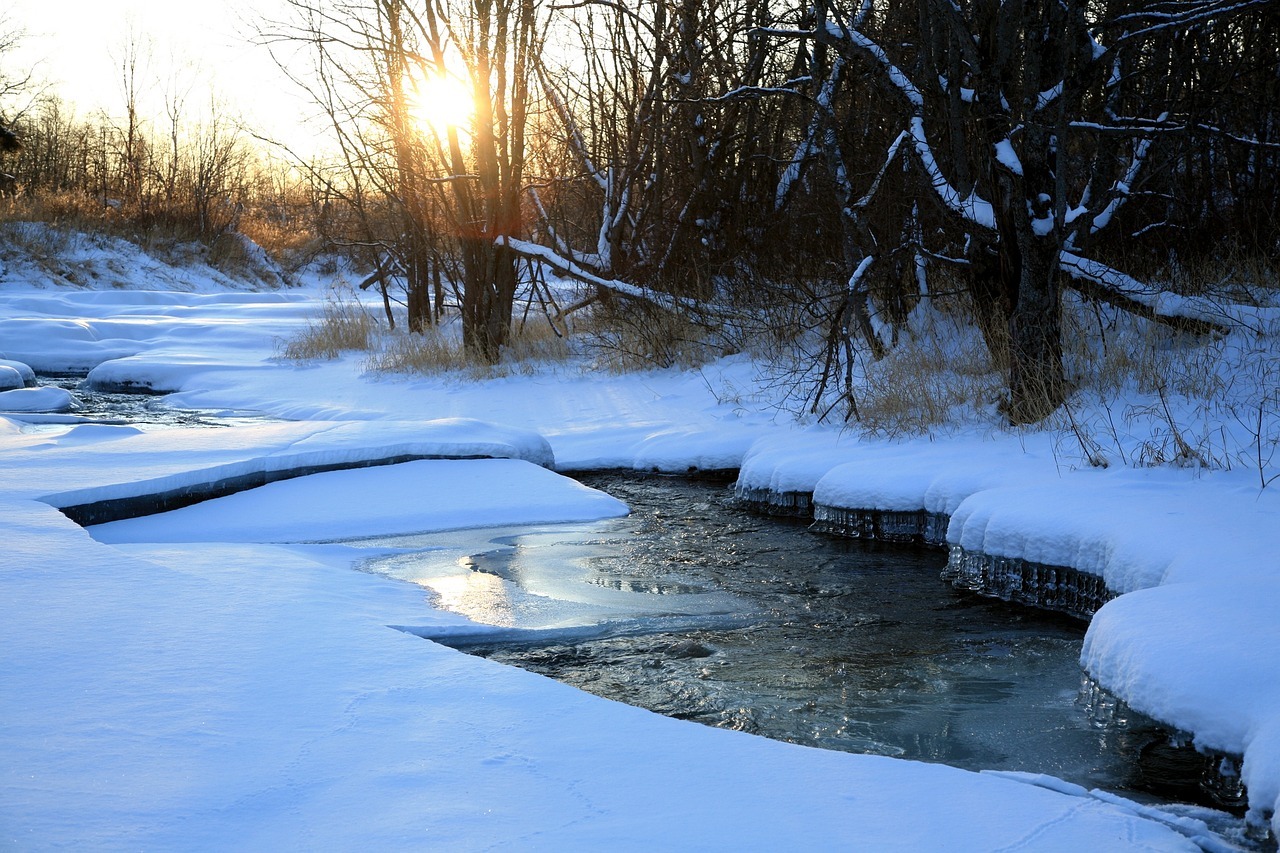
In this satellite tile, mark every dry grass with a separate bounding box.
[1052,285,1280,475]
[1061,291,1237,402]
[281,288,379,360]
[583,300,717,373]
[1158,246,1280,302]
[0,189,111,231]
[854,300,1003,435]
[238,213,325,270]
[367,317,574,377]
[0,190,319,275]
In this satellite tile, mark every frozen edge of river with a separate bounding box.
[0,428,1218,852]
[732,466,1280,845]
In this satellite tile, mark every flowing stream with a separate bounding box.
[22,374,277,430]
[39,381,1257,842]
[359,472,1208,808]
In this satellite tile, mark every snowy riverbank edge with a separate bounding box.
[0,274,1273,847]
[737,431,1280,837]
[0,429,1237,852]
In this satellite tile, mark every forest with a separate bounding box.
[2,0,1277,426]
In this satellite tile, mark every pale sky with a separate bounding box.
[4,0,322,153]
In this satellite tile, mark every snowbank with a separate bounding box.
[0,495,1205,850]
[90,458,628,543]
[1083,582,1280,821]
[2,418,554,514]
[0,386,78,413]
[0,240,1273,845]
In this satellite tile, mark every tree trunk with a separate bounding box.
[1006,235,1065,424]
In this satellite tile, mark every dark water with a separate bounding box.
[359,473,1182,802]
[27,374,273,429]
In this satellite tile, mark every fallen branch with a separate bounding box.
[1060,252,1230,336]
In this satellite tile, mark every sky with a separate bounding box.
[4,0,322,154]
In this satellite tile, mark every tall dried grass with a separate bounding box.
[853,299,1003,435]
[281,288,379,360]
[583,299,718,373]
[0,190,318,276]
[1052,264,1280,478]
[367,317,574,377]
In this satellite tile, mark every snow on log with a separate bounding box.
[1059,252,1229,335]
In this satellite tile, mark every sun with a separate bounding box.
[407,73,474,137]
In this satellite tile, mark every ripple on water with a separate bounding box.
[357,473,1256,831]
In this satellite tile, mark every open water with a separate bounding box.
[359,473,1195,804]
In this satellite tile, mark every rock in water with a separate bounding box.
[0,359,37,387]
[0,386,81,413]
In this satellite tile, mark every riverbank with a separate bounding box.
[2,264,1276,847]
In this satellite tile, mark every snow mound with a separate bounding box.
[1083,581,1280,836]
[0,386,80,413]
[0,358,35,388]
[89,458,629,543]
[0,364,24,391]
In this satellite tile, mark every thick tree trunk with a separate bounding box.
[406,247,432,334]
[967,242,1015,368]
[1006,236,1066,424]
[460,239,518,364]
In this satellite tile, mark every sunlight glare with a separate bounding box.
[409,74,474,137]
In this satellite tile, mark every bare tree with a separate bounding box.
[760,0,1269,423]
[262,0,540,361]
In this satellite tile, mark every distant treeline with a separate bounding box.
[2,0,1277,422]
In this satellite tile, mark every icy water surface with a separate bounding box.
[360,473,1189,803]
[24,374,276,429]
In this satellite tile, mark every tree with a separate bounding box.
[0,15,32,160]
[764,0,1270,423]
[264,0,539,362]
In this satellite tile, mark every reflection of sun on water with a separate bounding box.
[408,74,474,137]
[424,571,518,627]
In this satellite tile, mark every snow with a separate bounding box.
[0,364,23,390]
[90,458,629,544]
[0,504,1203,849]
[1083,581,1280,820]
[995,138,1024,175]
[911,117,998,230]
[0,357,36,387]
[1,230,1276,847]
[0,385,79,412]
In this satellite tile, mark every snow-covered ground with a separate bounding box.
[1,227,1276,849]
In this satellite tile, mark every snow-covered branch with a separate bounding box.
[692,84,811,103]
[1059,252,1228,335]
[535,61,606,191]
[776,58,847,211]
[498,237,727,319]
[910,118,996,231]
[853,130,909,210]
[1111,0,1271,41]
[819,23,924,108]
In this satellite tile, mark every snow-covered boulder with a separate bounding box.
[0,386,80,413]
[0,358,36,388]
[0,364,24,391]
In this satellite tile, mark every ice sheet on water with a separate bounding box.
[359,519,749,630]
[399,613,766,649]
